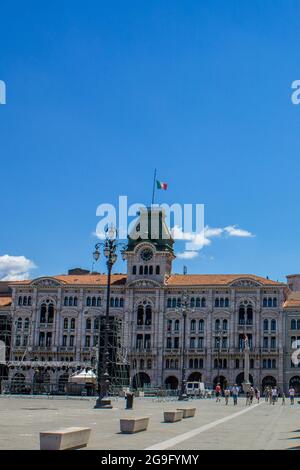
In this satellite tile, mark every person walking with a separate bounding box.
[224,388,230,405]
[289,387,295,405]
[249,386,255,405]
[282,392,286,405]
[255,387,260,403]
[232,383,239,406]
[271,386,278,405]
[215,383,221,403]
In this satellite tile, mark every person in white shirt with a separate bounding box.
[289,387,295,405]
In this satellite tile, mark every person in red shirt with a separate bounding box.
[215,383,222,402]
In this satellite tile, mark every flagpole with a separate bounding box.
[151,168,157,206]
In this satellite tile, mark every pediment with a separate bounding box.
[30,277,63,288]
[229,278,262,288]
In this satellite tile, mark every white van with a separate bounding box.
[186,381,205,396]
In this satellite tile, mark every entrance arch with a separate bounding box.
[132,372,151,389]
[165,376,179,390]
[235,372,254,387]
[289,376,300,394]
[213,375,227,389]
[262,376,277,390]
[188,372,202,382]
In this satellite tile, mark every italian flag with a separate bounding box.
[156,180,168,190]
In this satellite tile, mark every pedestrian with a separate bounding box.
[282,392,286,405]
[215,383,221,402]
[289,387,295,405]
[264,387,269,402]
[224,388,230,405]
[246,390,250,406]
[255,388,260,403]
[249,386,255,405]
[232,383,239,406]
[271,386,277,405]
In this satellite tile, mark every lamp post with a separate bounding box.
[177,292,193,401]
[215,327,222,387]
[93,225,125,409]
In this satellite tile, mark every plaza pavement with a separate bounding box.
[0,395,300,450]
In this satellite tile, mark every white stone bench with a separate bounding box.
[177,407,196,418]
[120,416,150,434]
[40,427,91,450]
[164,410,183,422]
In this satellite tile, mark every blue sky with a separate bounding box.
[1,0,300,282]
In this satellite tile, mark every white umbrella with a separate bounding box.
[69,369,97,384]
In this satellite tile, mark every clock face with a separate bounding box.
[140,248,153,261]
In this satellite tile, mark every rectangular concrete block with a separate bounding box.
[40,427,91,450]
[177,407,196,418]
[120,417,149,434]
[164,410,183,422]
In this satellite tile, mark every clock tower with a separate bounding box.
[123,207,175,284]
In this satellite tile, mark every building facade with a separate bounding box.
[1,208,298,393]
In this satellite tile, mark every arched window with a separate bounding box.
[74,297,78,306]
[267,359,272,369]
[132,266,137,275]
[239,306,245,325]
[291,319,297,330]
[110,297,114,307]
[144,266,148,275]
[92,297,96,307]
[271,319,276,331]
[86,297,91,307]
[224,297,229,308]
[156,265,160,275]
[214,358,218,369]
[201,297,206,308]
[263,298,268,307]
[137,305,144,325]
[223,319,228,331]
[263,319,269,331]
[247,306,253,325]
[215,319,220,331]
[268,298,272,308]
[97,297,101,307]
[235,359,240,369]
[69,297,73,306]
[63,318,68,330]
[194,358,199,368]
[263,359,267,368]
[167,298,171,308]
[115,298,119,307]
[196,297,200,308]
[140,359,145,369]
[190,319,196,332]
[149,266,153,275]
[199,319,204,332]
[94,317,99,331]
[189,358,193,368]
[220,298,224,308]
[17,318,22,329]
[64,297,68,306]
[297,320,300,330]
[190,297,195,308]
[177,298,181,308]
[147,359,152,369]
[145,305,152,325]
[272,359,276,369]
[28,296,32,306]
[48,303,54,323]
[120,298,124,308]
[86,318,91,330]
[23,296,27,306]
[18,296,22,305]
[223,359,227,369]
[70,318,75,330]
[40,304,47,323]
[24,318,30,330]
[250,358,254,369]
[215,298,219,308]
[174,319,179,331]
[273,298,277,307]
[172,298,176,308]
[139,266,143,275]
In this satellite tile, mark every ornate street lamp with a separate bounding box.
[93,225,125,409]
[215,327,222,387]
[177,292,193,401]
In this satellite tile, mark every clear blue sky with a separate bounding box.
[1,0,300,282]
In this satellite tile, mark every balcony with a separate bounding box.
[132,347,153,354]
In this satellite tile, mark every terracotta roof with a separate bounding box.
[54,274,127,286]
[166,274,284,286]
[284,291,300,308]
[9,273,284,287]
[0,296,12,307]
